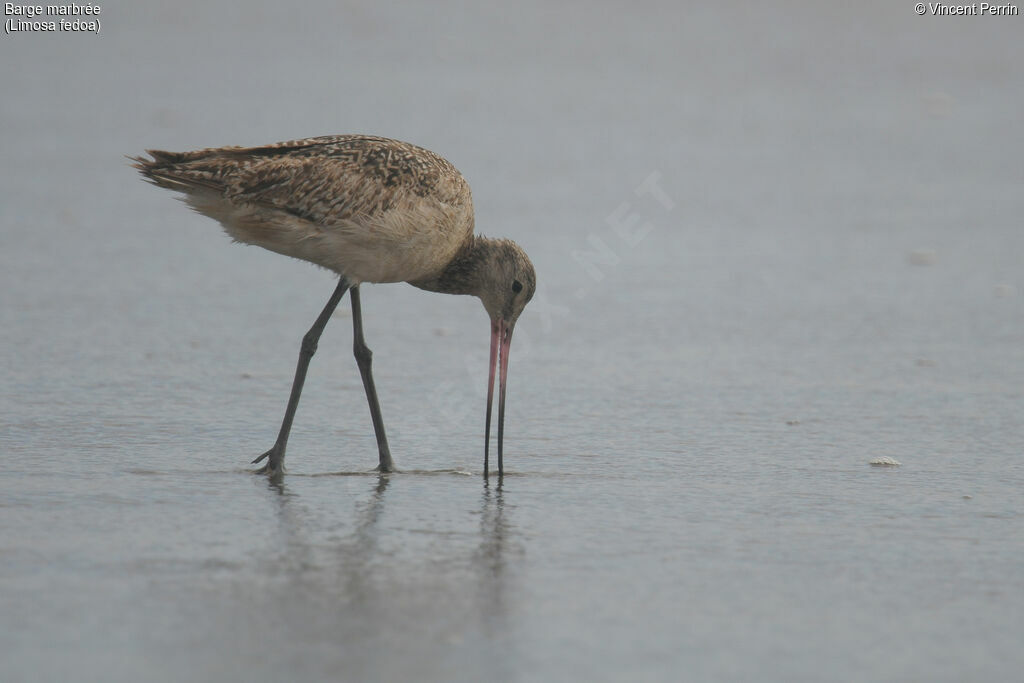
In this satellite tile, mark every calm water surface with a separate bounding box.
[2,2,1023,681]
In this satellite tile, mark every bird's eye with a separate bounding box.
[512,280,523,293]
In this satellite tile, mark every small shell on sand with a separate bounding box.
[869,457,902,467]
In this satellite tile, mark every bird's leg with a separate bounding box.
[349,285,395,473]
[253,278,350,474]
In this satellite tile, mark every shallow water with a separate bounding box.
[3,2,1024,681]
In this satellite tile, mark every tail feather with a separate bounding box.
[144,149,186,163]
[130,150,229,194]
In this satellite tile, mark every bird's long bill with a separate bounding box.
[484,318,514,478]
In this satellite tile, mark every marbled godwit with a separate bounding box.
[132,135,535,478]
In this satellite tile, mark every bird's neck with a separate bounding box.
[409,235,492,297]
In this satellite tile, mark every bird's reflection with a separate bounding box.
[256,470,317,579]
[253,468,516,640]
[254,471,393,592]
[478,481,508,577]
[476,479,515,635]
[339,473,390,602]
[262,470,288,497]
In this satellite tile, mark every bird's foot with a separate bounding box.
[252,444,285,476]
[376,449,396,473]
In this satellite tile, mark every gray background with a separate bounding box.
[3,2,1023,681]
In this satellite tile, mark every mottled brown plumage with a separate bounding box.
[133,135,535,477]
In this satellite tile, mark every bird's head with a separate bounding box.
[475,239,536,330]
